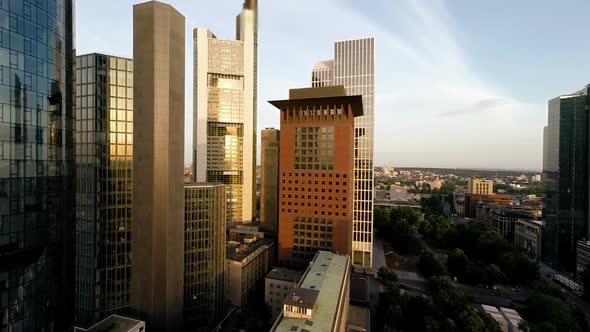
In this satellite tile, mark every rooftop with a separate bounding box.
[226,236,273,262]
[283,287,320,309]
[268,86,364,118]
[272,251,350,332]
[267,268,303,283]
[81,315,144,332]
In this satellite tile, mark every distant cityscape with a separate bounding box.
[1,1,590,332]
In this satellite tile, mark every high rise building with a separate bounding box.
[131,2,185,329]
[311,38,375,267]
[184,184,226,331]
[543,85,590,271]
[193,1,257,224]
[467,178,494,195]
[0,1,76,331]
[261,128,280,232]
[75,54,134,326]
[270,86,362,268]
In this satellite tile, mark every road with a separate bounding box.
[373,229,387,270]
[538,262,590,328]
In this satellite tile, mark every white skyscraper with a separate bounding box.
[193,1,257,224]
[312,38,375,267]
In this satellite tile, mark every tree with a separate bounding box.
[378,267,398,284]
[390,206,419,225]
[447,248,468,280]
[521,292,583,332]
[420,214,452,245]
[498,252,538,285]
[374,208,389,229]
[418,251,447,278]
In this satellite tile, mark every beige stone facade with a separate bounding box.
[131,2,185,329]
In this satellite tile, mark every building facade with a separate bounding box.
[265,268,302,321]
[75,54,134,326]
[577,241,590,280]
[193,1,257,224]
[312,38,375,267]
[0,1,76,331]
[453,191,466,217]
[468,178,494,195]
[514,219,543,261]
[464,194,511,219]
[226,234,274,307]
[270,251,351,332]
[543,85,590,271]
[270,86,361,268]
[261,128,280,232]
[184,184,226,331]
[476,204,534,238]
[131,2,185,329]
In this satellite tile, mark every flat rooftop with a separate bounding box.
[267,267,303,283]
[83,315,144,332]
[272,251,350,332]
[226,237,273,262]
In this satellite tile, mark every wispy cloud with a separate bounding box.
[440,98,510,117]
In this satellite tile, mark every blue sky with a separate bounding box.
[76,0,590,171]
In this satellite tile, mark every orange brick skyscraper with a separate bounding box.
[269,86,363,268]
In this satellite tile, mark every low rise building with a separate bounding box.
[465,194,511,218]
[74,315,145,332]
[270,251,351,332]
[477,204,534,238]
[389,185,409,200]
[480,305,523,332]
[226,234,274,307]
[514,219,543,261]
[265,268,303,321]
[577,241,590,280]
[453,191,465,217]
[374,198,421,214]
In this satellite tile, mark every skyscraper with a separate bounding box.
[270,86,362,268]
[0,1,76,331]
[131,2,185,329]
[184,184,226,331]
[193,1,257,224]
[75,54,134,326]
[543,85,590,272]
[312,38,375,267]
[261,128,280,232]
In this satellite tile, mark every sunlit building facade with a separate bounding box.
[193,1,257,224]
[75,54,133,326]
[543,85,590,272]
[184,184,226,331]
[270,86,361,268]
[0,1,76,331]
[311,38,375,267]
[131,2,185,329]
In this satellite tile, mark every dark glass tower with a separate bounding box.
[75,54,133,326]
[543,85,590,272]
[0,0,76,331]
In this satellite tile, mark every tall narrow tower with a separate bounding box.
[312,38,375,267]
[131,2,185,329]
[194,1,258,224]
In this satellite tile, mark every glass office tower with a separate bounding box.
[312,38,375,267]
[75,54,133,326]
[0,0,76,330]
[194,1,257,224]
[184,183,226,332]
[543,85,590,272]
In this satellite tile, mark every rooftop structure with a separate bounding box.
[267,268,304,283]
[480,305,523,332]
[271,251,351,332]
[75,315,145,332]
